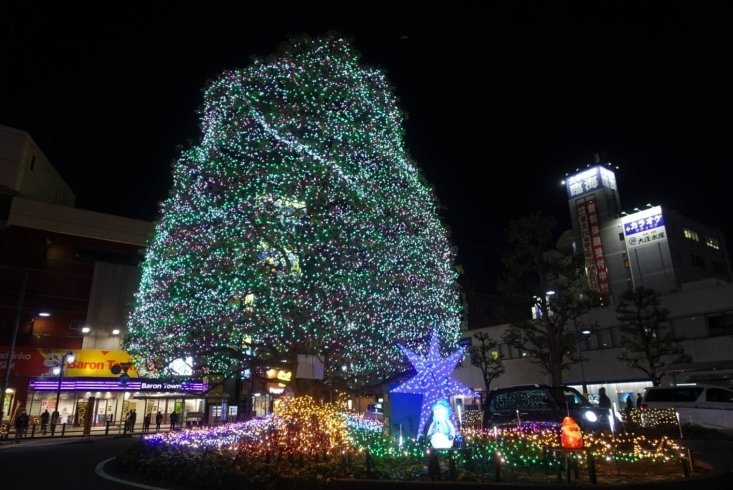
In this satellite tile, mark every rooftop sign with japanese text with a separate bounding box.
[566,165,618,200]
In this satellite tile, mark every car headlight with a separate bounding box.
[584,411,598,422]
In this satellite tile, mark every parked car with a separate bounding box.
[640,385,733,428]
[484,384,612,432]
[641,385,733,410]
[365,403,384,421]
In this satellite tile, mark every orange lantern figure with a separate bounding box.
[561,416,584,449]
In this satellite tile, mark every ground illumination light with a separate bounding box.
[391,327,473,438]
[112,329,120,335]
[82,327,90,333]
[581,329,591,335]
[39,312,51,317]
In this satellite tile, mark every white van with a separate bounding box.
[641,385,733,410]
[365,403,383,421]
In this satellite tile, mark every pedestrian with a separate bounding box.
[143,412,151,433]
[636,393,643,409]
[50,409,59,434]
[170,411,178,431]
[40,409,50,435]
[155,411,163,432]
[625,394,634,423]
[14,408,29,444]
[598,387,612,410]
[129,409,137,432]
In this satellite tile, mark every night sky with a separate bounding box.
[2,3,730,292]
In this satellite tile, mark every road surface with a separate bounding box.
[0,436,192,489]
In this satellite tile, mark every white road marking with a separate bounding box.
[95,457,171,490]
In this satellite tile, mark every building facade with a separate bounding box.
[452,162,733,409]
[0,125,220,428]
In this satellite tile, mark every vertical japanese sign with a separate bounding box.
[577,203,599,292]
[586,200,610,295]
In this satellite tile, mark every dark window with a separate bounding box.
[490,389,554,413]
[713,262,727,276]
[691,254,706,268]
[0,194,12,220]
[549,387,591,408]
[644,389,675,402]
[707,311,733,337]
[74,245,142,266]
[673,388,704,402]
[30,156,36,170]
[705,388,733,403]
[645,387,703,402]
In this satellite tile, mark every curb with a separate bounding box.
[95,457,171,490]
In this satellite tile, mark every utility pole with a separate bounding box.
[0,267,28,422]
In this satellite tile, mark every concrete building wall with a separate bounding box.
[0,125,75,207]
[454,280,733,403]
[8,196,153,246]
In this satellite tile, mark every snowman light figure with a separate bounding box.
[427,399,456,449]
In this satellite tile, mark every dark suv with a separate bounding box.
[484,384,611,432]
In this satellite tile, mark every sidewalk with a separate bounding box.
[0,425,175,449]
[0,433,125,448]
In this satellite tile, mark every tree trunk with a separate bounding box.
[551,348,564,385]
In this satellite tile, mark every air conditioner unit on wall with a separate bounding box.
[69,320,84,331]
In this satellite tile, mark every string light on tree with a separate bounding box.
[124,34,463,387]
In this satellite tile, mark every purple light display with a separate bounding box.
[28,379,207,392]
[391,326,474,438]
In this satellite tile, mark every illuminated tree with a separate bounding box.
[616,287,691,386]
[499,214,603,385]
[125,34,463,395]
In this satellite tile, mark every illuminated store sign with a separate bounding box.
[566,165,618,199]
[623,206,667,249]
[28,379,207,392]
[0,348,137,377]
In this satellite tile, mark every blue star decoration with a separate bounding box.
[391,326,474,438]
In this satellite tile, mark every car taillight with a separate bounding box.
[641,404,648,410]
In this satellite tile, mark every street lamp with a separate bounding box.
[52,351,76,425]
[574,322,591,395]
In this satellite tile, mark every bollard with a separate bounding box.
[686,448,695,473]
[448,451,457,481]
[31,424,36,438]
[427,452,441,481]
[365,451,373,475]
[105,419,110,435]
[495,453,502,483]
[587,451,597,484]
[61,423,66,437]
[681,457,690,478]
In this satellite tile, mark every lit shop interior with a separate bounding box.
[25,379,210,428]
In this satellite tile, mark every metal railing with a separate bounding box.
[0,419,180,441]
